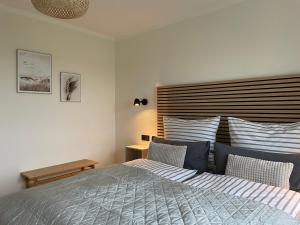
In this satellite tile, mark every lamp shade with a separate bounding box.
[134,98,140,106]
[31,0,89,19]
[134,98,148,106]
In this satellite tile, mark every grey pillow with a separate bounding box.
[214,143,300,191]
[152,137,210,173]
[225,154,294,189]
[148,142,187,168]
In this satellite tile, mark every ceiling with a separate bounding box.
[0,0,246,39]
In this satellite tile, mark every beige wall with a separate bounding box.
[0,9,115,196]
[115,0,300,162]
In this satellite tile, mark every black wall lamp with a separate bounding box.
[134,98,148,106]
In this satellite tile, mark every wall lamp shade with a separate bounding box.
[134,98,148,106]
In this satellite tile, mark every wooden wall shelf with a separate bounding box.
[21,159,98,188]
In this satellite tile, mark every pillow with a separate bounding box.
[163,116,220,165]
[152,136,210,173]
[225,154,294,189]
[214,143,300,191]
[124,159,197,182]
[228,117,300,154]
[148,142,187,168]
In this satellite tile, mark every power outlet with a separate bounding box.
[141,134,150,141]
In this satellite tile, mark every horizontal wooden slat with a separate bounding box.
[158,101,300,106]
[157,74,300,144]
[157,117,300,122]
[158,113,300,118]
[158,92,300,100]
[158,109,300,114]
[158,96,300,103]
[158,105,300,110]
[158,126,230,132]
[159,87,300,96]
[158,75,300,91]
[158,83,300,95]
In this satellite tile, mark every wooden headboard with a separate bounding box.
[157,74,300,144]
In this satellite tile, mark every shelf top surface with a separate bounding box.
[126,145,149,151]
[21,159,98,179]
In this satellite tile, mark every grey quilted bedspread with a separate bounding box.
[0,165,299,225]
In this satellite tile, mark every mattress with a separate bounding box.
[0,164,299,225]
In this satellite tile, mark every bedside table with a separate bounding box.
[125,145,149,162]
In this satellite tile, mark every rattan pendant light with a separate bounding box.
[31,0,89,19]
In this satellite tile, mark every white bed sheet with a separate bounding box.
[123,159,197,182]
[184,172,300,218]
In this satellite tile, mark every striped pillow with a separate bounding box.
[228,117,300,154]
[148,142,187,168]
[124,159,197,182]
[225,154,294,189]
[163,116,221,165]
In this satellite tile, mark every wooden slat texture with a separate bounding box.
[157,74,300,144]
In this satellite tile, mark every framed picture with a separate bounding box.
[60,72,81,102]
[17,49,52,94]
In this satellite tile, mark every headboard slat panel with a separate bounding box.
[157,74,300,144]
[158,75,300,90]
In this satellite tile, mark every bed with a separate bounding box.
[1,74,300,225]
[0,163,299,225]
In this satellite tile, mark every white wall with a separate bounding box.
[0,9,115,196]
[115,0,300,162]
[2,0,300,196]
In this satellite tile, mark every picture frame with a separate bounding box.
[17,49,52,94]
[60,72,81,102]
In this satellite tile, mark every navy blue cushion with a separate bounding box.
[215,143,300,191]
[152,137,210,173]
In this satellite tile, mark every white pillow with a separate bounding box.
[228,117,300,154]
[163,116,221,165]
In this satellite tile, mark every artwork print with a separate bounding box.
[60,72,81,102]
[17,49,52,93]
